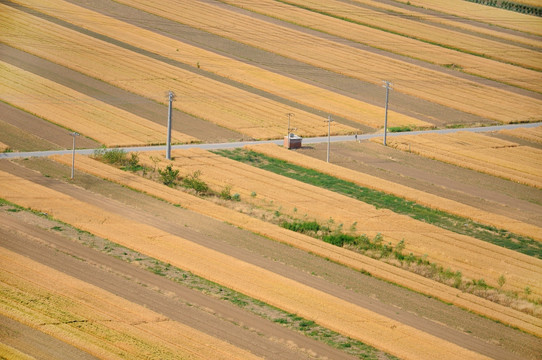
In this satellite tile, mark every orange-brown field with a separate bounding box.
[1,0,541,358]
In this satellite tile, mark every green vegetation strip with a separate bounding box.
[214,149,542,259]
[0,200,397,360]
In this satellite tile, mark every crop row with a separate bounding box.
[396,0,542,36]
[128,148,542,297]
[117,0,542,124]
[245,143,542,242]
[50,153,542,336]
[0,4,355,139]
[499,125,542,144]
[0,168,494,359]
[235,0,542,74]
[0,61,194,147]
[12,0,428,130]
[0,247,261,360]
[377,132,542,188]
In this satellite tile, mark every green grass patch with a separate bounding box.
[214,149,542,259]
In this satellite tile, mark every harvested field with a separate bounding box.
[12,0,428,130]
[0,169,497,360]
[245,143,542,241]
[376,131,542,188]
[0,61,195,147]
[500,125,542,144]
[112,148,542,298]
[0,247,262,360]
[0,4,355,139]
[116,0,542,124]
[394,0,542,36]
[226,0,542,86]
[49,153,542,337]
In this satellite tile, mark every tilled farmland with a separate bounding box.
[1,0,541,359]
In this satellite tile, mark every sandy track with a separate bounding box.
[0,212,355,360]
[0,161,540,357]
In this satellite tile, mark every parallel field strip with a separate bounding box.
[0,248,263,360]
[225,0,542,75]
[377,132,542,188]
[346,0,542,47]
[499,124,542,144]
[133,148,542,296]
[115,0,542,124]
[379,0,542,36]
[12,0,428,129]
[245,143,542,241]
[0,61,195,147]
[0,4,356,139]
[0,169,494,360]
[51,153,542,337]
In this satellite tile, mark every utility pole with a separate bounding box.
[166,90,175,160]
[286,112,294,149]
[383,80,393,146]
[325,115,334,163]
[70,132,80,179]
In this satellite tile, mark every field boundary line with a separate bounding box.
[245,143,542,242]
[48,154,542,337]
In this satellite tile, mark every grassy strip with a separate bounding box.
[214,149,542,259]
[0,201,398,360]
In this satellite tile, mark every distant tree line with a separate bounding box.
[466,0,542,16]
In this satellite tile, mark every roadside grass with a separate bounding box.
[0,202,398,360]
[214,149,542,259]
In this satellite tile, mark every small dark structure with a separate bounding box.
[284,133,302,149]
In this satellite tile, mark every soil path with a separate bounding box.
[0,211,358,360]
[2,159,540,359]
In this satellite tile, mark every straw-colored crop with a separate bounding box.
[115,0,542,124]
[499,125,542,144]
[0,248,262,360]
[390,0,542,36]
[0,343,35,360]
[0,141,9,152]
[0,169,498,359]
[11,0,428,130]
[0,61,195,147]
[375,132,542,188]
[110,149,542,298]
[245,143,542,242]
[224,0,542,91]
[0,4,355,139]
[50,153,542,336]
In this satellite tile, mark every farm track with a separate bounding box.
[0,211,356,360]
[1,159,541,359]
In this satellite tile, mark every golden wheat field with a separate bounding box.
[115,148,542,298]
[0,247,262,360]
[0,4,356,140]
[50,153,542,337]
[11,0,428,130]
[398,0,542,36]
[0,169,497,360]
[2,0,542,358]
[499,125,542,144]
[238,0,541,72]
[376,132,542,188]
[0,61,195,147]
[245,143,542,241]
[116,0,542,124]
[222,0,542,93]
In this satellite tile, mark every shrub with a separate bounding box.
[182,170,209,194]
[158,164,179,187]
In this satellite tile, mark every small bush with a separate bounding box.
[158,164,179,187]
[220,185,232,200]
[182,170,209,194]
[102,149,127,164]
